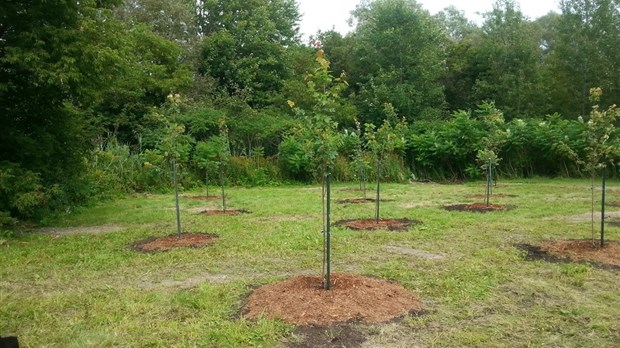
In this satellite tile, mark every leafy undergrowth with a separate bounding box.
[1,179,619,347]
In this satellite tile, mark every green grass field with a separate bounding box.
[1,179,619,347]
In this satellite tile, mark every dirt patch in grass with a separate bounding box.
[468,193,517,199]
[287,323,367,348]
[607,201,620,207]
[336,198,393,204]
[548,210,620,223]
[444,203,512,213]
[333,218,420,231]
[399,201,434,209]
[244,273,423,326]
[33,224,123,236]
[517,241,620,270]
[384,245,445,260]
[183,195,220,201]
[541,240,620,266]
[132,232,218,253]
[198,209,251,216]
[138,272,232,290]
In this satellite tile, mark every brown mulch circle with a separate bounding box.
[184,195,221,201]
[517,241,620,271]
[607,202,620,207]
[336,198,393,204]
[198,209,251,216]
[333,218,420,231]
[468,194,517,199]
[132,232,218,253]
[244,273,423,326]
[287,323,367,348]
[444,203,512,213]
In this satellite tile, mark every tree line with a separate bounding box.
[1,0,619,222]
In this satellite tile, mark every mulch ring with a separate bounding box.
[243,273,423,326]
[333,218,420,231]
[184,195,221,201]
[336,198,393,204]
[198,209,251,216]
[517,240,620,271]
[132,232,218,253]
[444,203,513,213]
[467,193,517,199]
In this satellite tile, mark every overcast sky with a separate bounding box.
[297,0,560,40]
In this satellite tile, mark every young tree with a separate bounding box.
[215,118,231,212]
[156,94,189,237]
[349,119,371,197]
[581,89,619,247]
[475,102,509,206]
[556,88,620,246]
[194,141,220,198]
[364,104,407,223]
[288,49,346,290]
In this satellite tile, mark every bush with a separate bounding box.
[227,156,281,186]
[0,161,54,219]
[278,135,311,181]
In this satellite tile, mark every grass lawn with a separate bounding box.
[1,179,619,347]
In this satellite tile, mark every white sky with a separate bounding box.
[297,0,561,40]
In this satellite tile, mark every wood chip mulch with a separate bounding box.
[244,274,423,325]
[444,203,512,213]
[132,233,218,252]
[333,218,420,231]
[198,209,251,216]
[540,240,620,267]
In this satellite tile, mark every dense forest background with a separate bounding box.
[1,0,619,221]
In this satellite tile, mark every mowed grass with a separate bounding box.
[1,179,619,347]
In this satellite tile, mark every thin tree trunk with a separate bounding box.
[220,166,226,212]
[486,160,491,207]
[321,179,326,286]
[205,170,209,197]
[601,170,606,247]
[173,159,182,238]
[376,160,381,224]
[325,174,331,290]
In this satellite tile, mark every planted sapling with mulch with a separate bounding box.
[518,240,620,270]
[194,118,251,216]
[243,273,423,325]
[133,232,218,253]
[335,104,417,231]
[551,88,620,248]
[444,202,513,213]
